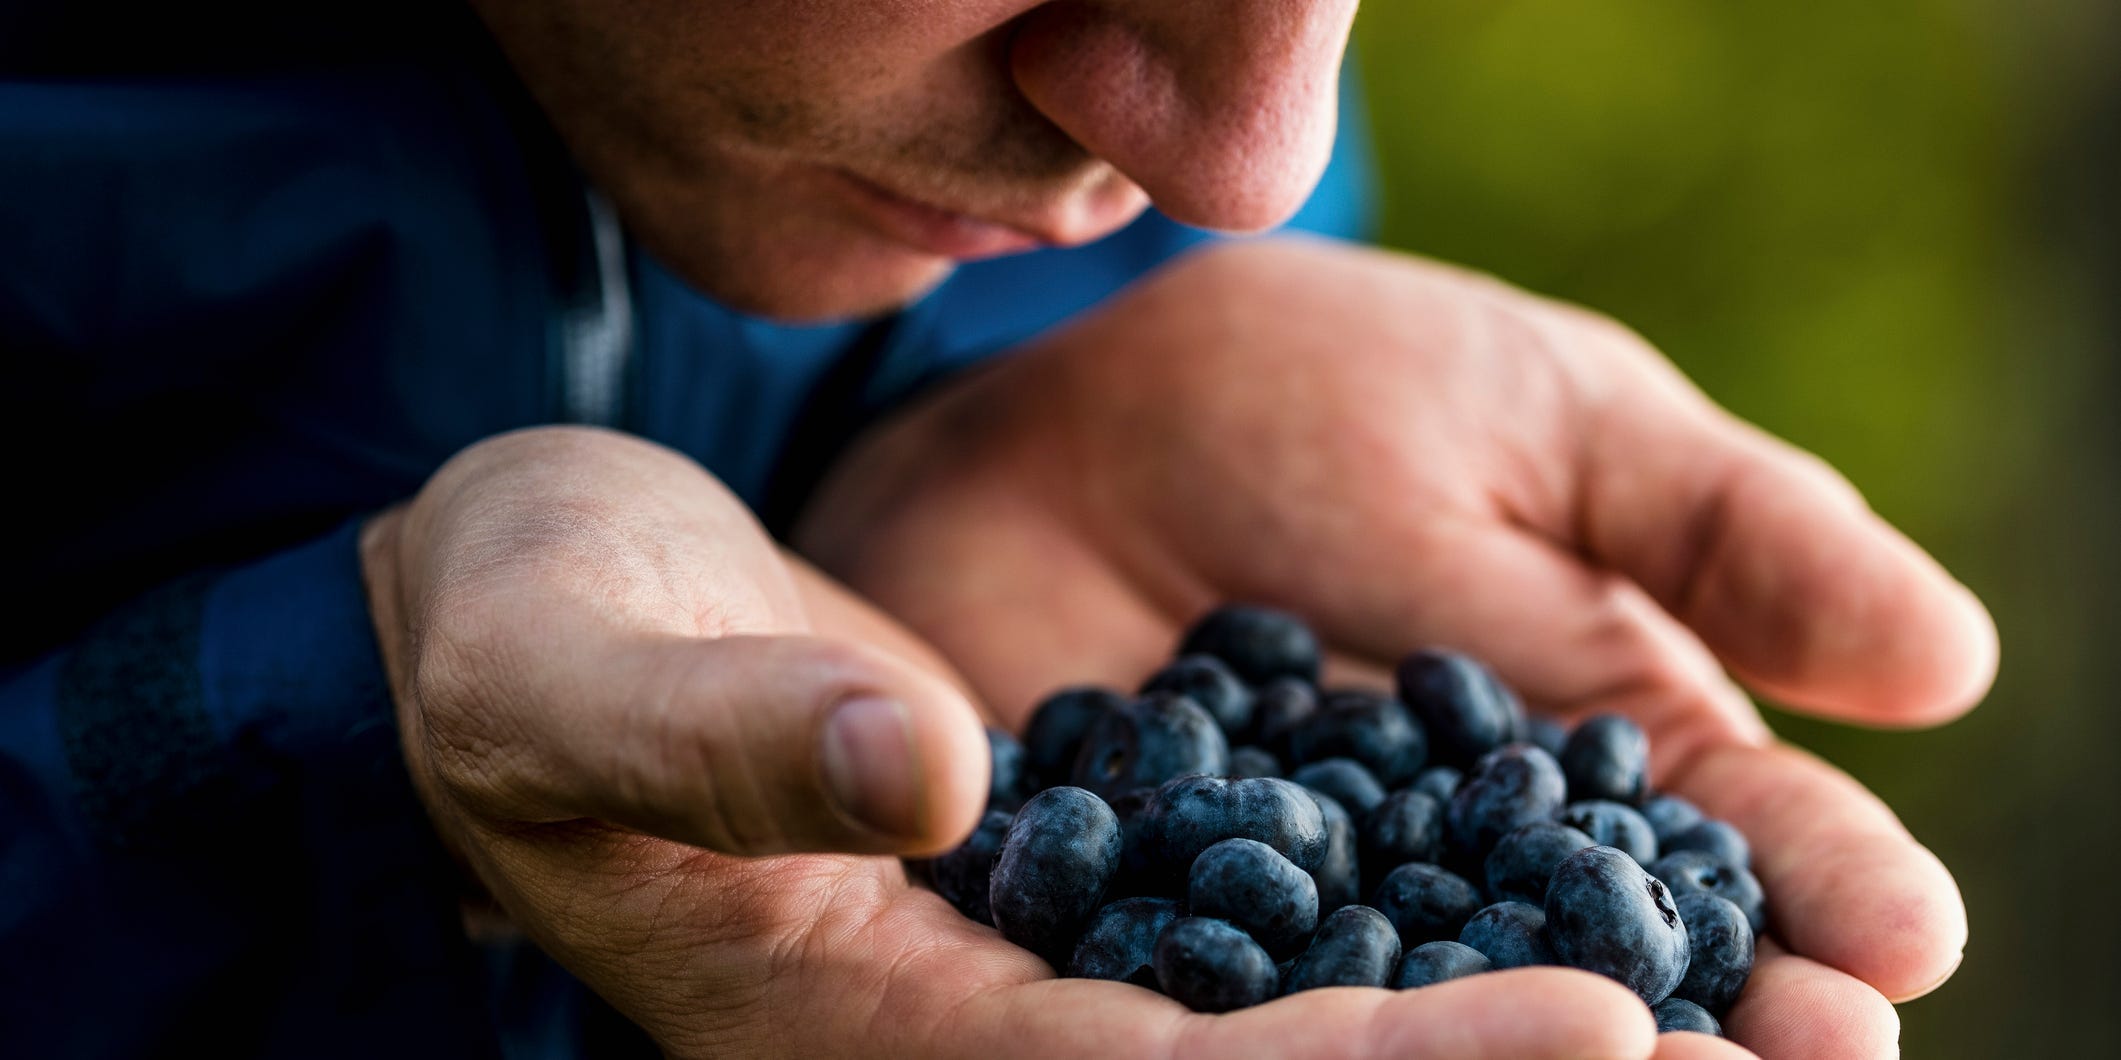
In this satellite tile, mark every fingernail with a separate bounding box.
[1887,949,1964,1003]
[820,696,922,838]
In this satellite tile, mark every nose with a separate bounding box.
[1009,0,1358,232]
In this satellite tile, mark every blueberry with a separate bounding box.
[1189,838,1320,957]
[1024,686,1124,786]
[1230,746,1272,780]
[1641,792,1706,846]
[989,787,1124,967]
[1664,820,1751,871]
[1671,892,1755,1016]
[1282,905,1402,993]
[1143,654,1255,739]
[1396,649,1525,768]
[1458,901,1557,969]
[1523,715,1569,758]
[1105,786,1161,898]
[1411,766,1463,803]
[1484,820,1596,906]
[1557,715,1650,805]
[1068,897,1186,986]
[1359,789,1446,886]
[1306,791,1362,914]
[1447,743,1568,855]
[1544,846,1690,1004]
[1179,604,1322,686]
[1652,997,1722,1036]
[987,727,1038,812]
[1144,775,1330,880]
[1071,692,1230,801]
[926,809,1014,925]
[1154,917,1280,1012]
[1650,850,1767,934]
[1284,688,1428,787]
[1371,863,1484,947]
[1392,939,1495,988]
[1558,800,1659,865]
[1289,757,1387,817]
[1252,677,1318,757]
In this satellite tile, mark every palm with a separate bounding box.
[479,826,1703,1058]
[799,238,1991,1057]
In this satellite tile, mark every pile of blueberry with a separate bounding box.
[916,605,1760,1036]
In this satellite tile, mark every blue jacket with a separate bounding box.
[0,2,1375,1055]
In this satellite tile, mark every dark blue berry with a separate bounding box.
[926,809,1014,925]
[1544,846,1690,1004]
[1393,939,1493,988]
[1179,604,1322,686]
[1071,692,1230,801]
[1282,905,1401,993]
[1068,897,1186,986]
[987,727,1037,812]
[1144,775,1330,880]
[1227,745,1283,779]
[1484,820,1596,905]
[1359,789,1446,885]
[1664,820,1751,871]
[1641,793,1706,845]
[1284,688,1428,787]
[1024,687,1124,786]
[1371,863,1484,947]
[1306,791,1362,914]
[1523,715,1569,758]
[1189,838,1320,957]
[1105,787,1161,898]
[1289,757,1387,817]
[1671,891,1755,1016]
[1558,714,1651,805]
[1559,800,1659,865]
[1252,677,1318,757]
[1651,850,1766,934]
[1143,654,1255,739]
[1154,917,1280,1012]
[989,787,1124,967]
[1396,649,1525,768]
[1447,743,1568,855]
[1458,901,1557,969]
[1652,997,1722,1036]
[1411,766,1462,803]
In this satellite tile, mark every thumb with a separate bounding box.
[511,631,992,858]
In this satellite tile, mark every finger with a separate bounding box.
[1724,942,1901,1060]
[1652,1032,1757,1059]
[451,628,992,858]
[1664,742,1965,1002]
[872,967,1658,1060]
[1573,342,1997,726]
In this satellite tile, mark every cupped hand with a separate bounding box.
[362,425,1649,1059]
[797,237,1998,1058]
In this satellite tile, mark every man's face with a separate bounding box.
[472,1,1359,320]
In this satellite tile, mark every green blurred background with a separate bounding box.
[1350,1,2117,1055]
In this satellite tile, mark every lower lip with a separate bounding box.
[833,172,1047,261]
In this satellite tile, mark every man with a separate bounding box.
[2,2,1992,1057]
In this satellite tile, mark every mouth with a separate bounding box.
[829,169,1109,262]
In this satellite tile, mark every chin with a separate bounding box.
[636,220,961,324]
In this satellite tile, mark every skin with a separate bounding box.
[798,239,1993,1055]
[467,0,1354,318]
[351,5,1994,1058]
